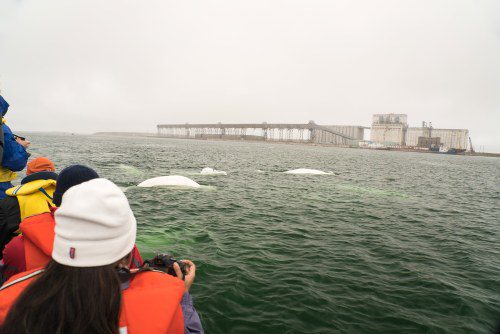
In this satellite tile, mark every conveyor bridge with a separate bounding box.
[157,122,361,146]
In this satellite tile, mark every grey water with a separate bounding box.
[23,133,500,333]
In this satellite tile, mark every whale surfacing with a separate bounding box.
[200,167,227,175]
[284,168,331,175]
[138,175,201,188]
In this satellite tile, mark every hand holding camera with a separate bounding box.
[143,254,196,292]
[174,259,196,292]
[14,134,30,149]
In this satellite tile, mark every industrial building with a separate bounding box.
[406,127,469,150]
[370,114,408,146]
[370,114,469,150]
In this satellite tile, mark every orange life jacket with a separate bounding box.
[17,212,143,274]
[19,212,55,271]
[0,268,185,334]
[0,269,43,322]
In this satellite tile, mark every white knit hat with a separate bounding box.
[53,178,137,267]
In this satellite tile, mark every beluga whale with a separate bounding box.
[137,175,201,188]
[200,167,227,175]
[284,168,332,175]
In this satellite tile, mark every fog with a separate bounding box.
[1,0,499,151]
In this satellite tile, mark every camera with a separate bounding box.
[144,253,187,279]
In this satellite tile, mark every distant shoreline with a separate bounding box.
[94,131,154,137]
[92,132,500,157]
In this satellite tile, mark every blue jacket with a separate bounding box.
[0,95,29,172]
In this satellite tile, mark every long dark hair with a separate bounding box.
[1,260,122,334]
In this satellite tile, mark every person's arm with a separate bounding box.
[1,125,29,172]
[1,235,26,281]
[174,260,204,334]
[180,292,204,334]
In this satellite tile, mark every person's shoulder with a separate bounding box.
[1,123,12,133]
[125,270,185,304]
[132,270,184,288]
[0,266,42,290]
[20,212,55,227]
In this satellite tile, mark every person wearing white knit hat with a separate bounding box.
[0,178,203,334]
[52,178,137,267]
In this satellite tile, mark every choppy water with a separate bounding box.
[22,133,500,333]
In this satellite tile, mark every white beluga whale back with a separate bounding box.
[200,167,227,175]
[138,175,201,188]
[284,168,331,175]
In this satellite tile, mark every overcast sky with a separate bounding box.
[0,0,499,151]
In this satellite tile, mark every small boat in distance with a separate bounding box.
[439,146,466,154]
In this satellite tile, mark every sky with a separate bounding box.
[0,0,499,151]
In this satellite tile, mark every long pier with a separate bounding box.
[157,122,364,146]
